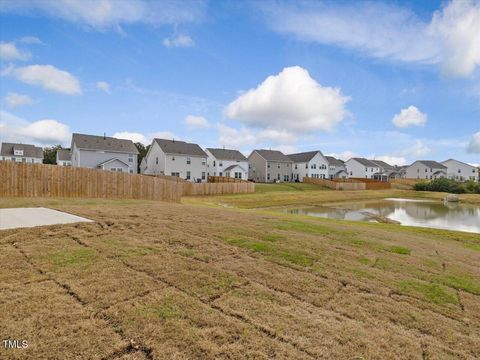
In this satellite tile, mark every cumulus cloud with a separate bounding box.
[325,151,357,161]
[401,140,431,157]
[0,0,205,30]
[113,130,178,145]
[4,92,33,108]
[261,0,480,77]
[225,66,350,133]
[184,115,210,129]
[19,36,45,45]
[0,110,70,145]
[372,155,407,166]
[3,64,81,95]
[0,41,30,61]
[467,132,480,153]
[163,34,194,48]
[392,106,427,128]
[96,81,111,94]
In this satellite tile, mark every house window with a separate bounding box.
[277,164,280,169]
[11,157,16,161]
[128,154,134,162]
[31,159,34,163]
[22,158,26,162]
[202,159,206,165]
[267,173,270,180]
[187,157,191,165]
[267,163,270,168]
[458,169,461,173]
[284,175,289,181]
[202,172,206,180]
[63,162,67,166]
[219,172,223,176]
[156,157,158,165]
[277,173,280,180]
[235,172,242,179]
[295,164,297,169]
[171,172,180,177]
[213,160,216,166]
[219,162,223,167]
[172,156,175,161]
[186,171,191,180]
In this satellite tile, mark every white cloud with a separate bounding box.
[372,155,407,166]
[96,81,111,94]
[392,106,427,128]
[0,0,205,30]
[4,64,81,95]
[225,66,350,133]
[113,130,178,145]
[401,140,431,157]
[184,115,210,129]
[4,92,33,108]
[163,34,194,48]
[19,36,45,45]
[467,132,480,153]
[261,0,480,77]
[0,41,30,61]
[0,110,70,145]
[325,151,357,161]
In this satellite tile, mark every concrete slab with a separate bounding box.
[0,207,93,230]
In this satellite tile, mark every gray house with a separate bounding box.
[0,142,43,163]
[248,149,293,183]
[325,156,347,179]
[405,160,447,180]
[142,138,208,182]
[56,149,72,166]
[71,133,138,173]
[370,160,402,181]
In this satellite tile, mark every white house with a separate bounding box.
[370,160,402,181]
[71,133,138,173]
[288,151,329,182]
[405,160,447,180]
[205,148,248,179]
[143,138,207,182]
[441,159,479,182]
[325,156,347,179]
[56,149,72,166]
[0,142,43,163]
[345,158,381,179]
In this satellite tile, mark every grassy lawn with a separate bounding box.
[1,190,479,359]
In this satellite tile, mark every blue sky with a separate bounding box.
[0,0,479,166]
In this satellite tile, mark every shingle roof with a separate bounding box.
[72,133,139,154]
[155,139,207,157]
[253,149,292,162]
[441,158,476,168]
[287,151,320,163]
[416,160,447,169]
[370,159,395,170]
[350,157,379,167]
[206,148,247,161]
[224,164,247,172]
[1,142,43,159]
[325,156,345,167]
[56,149,71,161]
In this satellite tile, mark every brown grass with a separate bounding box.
[0,192,479,359]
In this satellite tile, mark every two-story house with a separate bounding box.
[288,150,329,182]
[441,159,479,182]
[248,149,293,183]
[0,142,43,163]
[405,160,447,180]
[205,148,248,179]
[71,133,138,173]
[142,138,207,182]
[345,158,381,179]
[56,149,72,166]
[325,156,347,179]
[370,160,402,181]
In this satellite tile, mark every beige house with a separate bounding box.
[248,149,293,183]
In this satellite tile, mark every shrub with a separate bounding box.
[413,178,480,194]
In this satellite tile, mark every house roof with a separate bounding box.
[0,142,43,159]
[325,156,344,167]
[350,157,379,167]
[56,149,71,161]
[287,151,320,163]
[252,149,292,162]
[370,159,395,170]
[441,158,476,168]
[414,160,447,169]
[224,164,247,172]
[206,148,247,161]
[97,158,130,167]
[72,133,139,154]
[154,138,207,157]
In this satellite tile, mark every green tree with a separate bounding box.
[134,142,150,172]
[43,145,63,165]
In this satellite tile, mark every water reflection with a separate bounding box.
[284,198,480,233]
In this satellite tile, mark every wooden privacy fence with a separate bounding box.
[348,178,391,190]
[207,176,250,183]
[0,162,255,201]
[304,177,366,190]
[390,178,428,186]
[183,181,255,196]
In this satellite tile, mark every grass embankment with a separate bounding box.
[0,190,479,359]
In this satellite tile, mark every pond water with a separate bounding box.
[284,198,480,233]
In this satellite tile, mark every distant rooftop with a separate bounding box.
[72,133,138,154]
[252,149,292,162]
[206,148,247,161]
[155,138,207,157]
[1,142,43,159]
